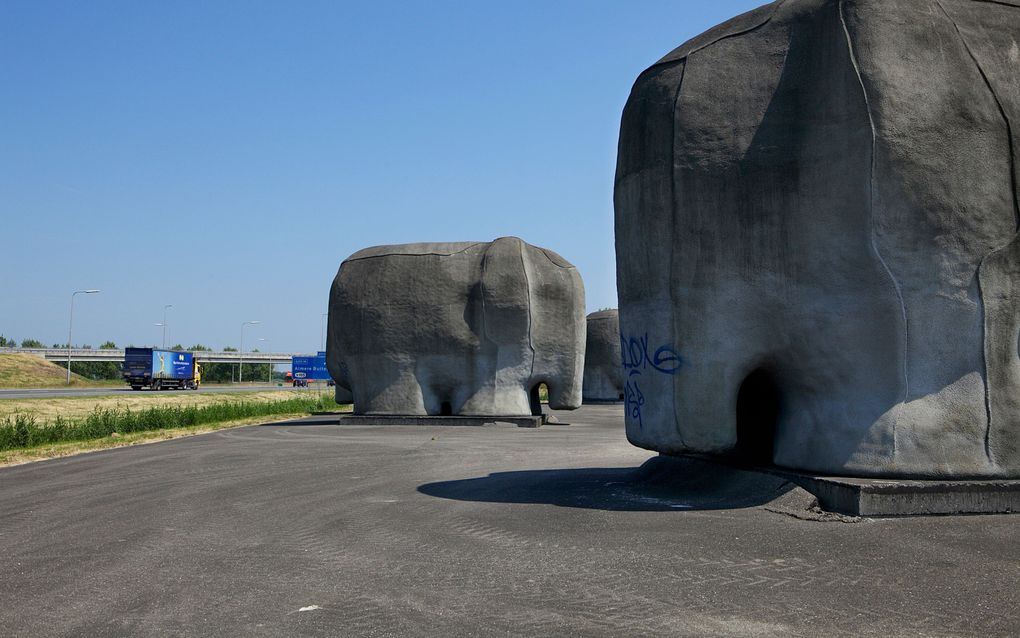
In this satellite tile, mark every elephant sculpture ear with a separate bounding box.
[479,236,532,346]
[537,247,572,269]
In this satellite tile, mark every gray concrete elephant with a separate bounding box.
[615,0,1020,477]
[582,310,624,402]
[326,237,585,416]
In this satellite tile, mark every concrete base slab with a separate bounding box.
[677,453,1020,518]
[318,413,546,428]
[772,471,1020,517]
[674,454,1020,516]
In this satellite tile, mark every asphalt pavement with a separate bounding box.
[0,405,1017,637]
[0,384,308,400]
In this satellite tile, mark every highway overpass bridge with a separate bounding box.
[1,348,305,365]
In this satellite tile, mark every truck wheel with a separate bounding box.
[152,381,161,391]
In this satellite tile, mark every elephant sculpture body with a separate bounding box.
[326,237,585,416]
[615,0,1020,477]
[582,310,624,402]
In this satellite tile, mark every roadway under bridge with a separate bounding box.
[1,347,305,365]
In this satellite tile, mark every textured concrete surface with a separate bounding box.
[1,405,1017,637]
[326,237,585,416]
[582,309,624,402]
[615,0,1020,478]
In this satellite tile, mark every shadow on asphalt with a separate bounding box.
[418,455,796,512]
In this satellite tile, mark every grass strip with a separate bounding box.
[0,393,341,451]
[0,414,314,466]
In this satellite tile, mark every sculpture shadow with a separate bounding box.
[418,455,797,512]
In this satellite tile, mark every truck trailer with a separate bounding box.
[123,348,201,391]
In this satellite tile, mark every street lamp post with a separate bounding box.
[321,313,328,352]
[258,337,271,383]
[239,320,260,383]
[162,304,173,348]
[67,289,100,384]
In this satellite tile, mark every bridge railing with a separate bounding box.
[0,347,306,364]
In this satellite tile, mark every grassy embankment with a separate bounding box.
[0,353,122,388]
[0,391,350,466]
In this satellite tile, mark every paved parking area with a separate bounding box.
[1,405,1017,636]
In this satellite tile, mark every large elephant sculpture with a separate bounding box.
[582,310,624,402]
[326,237,585,416]
[615,0,1020,477]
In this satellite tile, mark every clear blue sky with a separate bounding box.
[1,0,763,353]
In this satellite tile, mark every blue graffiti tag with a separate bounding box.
[620,333,682,429]
[620,333,682,375]
[623,375,645,428]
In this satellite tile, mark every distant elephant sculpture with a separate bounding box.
[615,0,1020,477]
[326,237,585,416]
[582,310,624,402]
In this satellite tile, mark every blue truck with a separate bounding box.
[122,347,201,391]
[291,352,331,387]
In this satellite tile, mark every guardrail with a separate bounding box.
[0,347,306,364]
